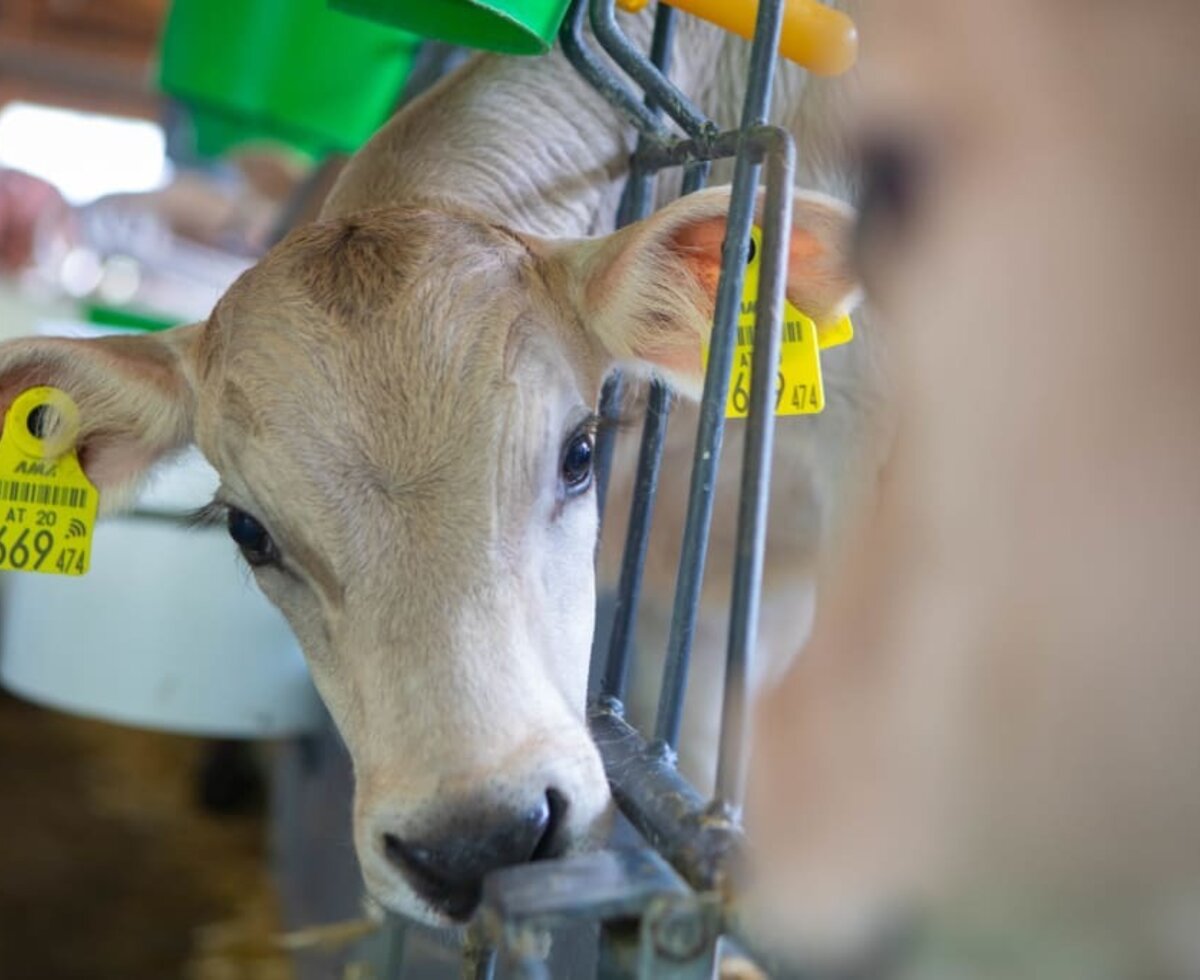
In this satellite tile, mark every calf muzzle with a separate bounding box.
[381,788,569,920]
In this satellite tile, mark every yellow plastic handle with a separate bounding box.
[616,0,857,76]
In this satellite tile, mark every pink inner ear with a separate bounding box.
[786,235,826,297]
[669,219,727,302]
[670,219,827,312]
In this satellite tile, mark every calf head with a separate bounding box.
[0,186,857,923]
[743,0,1200,971]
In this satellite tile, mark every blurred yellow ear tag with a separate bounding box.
[702,226,852,419]
[0,387,96,576]
[817,312,854,349]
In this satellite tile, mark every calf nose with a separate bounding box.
[382,788,567,920]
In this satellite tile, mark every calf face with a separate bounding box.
[0,187,857,923]
[743,0,1200,971]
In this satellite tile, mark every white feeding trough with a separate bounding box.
[0,442,323,738]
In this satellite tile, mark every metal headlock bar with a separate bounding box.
[570,0,794,851]
[447,1,799,975]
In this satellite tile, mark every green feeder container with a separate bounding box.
[183,105,326,161]
[330,0,570,56]
[158,0,422,158]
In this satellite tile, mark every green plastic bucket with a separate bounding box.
[158,0,421,157]
[330,0,570,55]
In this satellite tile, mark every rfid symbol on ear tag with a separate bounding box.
[0,387,97,576]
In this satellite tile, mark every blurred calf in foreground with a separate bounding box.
[743,1,1200,975]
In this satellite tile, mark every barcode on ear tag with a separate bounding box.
[0,387,97,576]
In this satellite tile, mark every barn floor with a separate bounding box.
[0,691,291,980]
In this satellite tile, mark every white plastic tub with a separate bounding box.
[0,446,323,737]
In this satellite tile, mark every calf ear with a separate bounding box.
[0,324,202,508]
[546,185,860,398]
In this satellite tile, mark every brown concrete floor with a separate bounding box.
[0,691,291,980]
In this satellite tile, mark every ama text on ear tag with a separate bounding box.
[0,387,97,576]
[703,226,825,419]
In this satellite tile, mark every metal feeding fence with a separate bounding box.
[381,0,804,975]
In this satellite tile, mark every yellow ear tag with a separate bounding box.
[817,312,854,349]
[0,387,97,576]
[702,226,837,419]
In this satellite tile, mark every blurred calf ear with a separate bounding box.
[543,185,859,398]
[0,323,202,507]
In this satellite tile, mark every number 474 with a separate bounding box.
[791,384,819,411]
[56,547,85,575]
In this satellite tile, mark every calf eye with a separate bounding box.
[560,431,595,494]
[854,134,927,273]
[227,507,278,566]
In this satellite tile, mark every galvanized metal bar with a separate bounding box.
[602,156,712,702]
[599,0,690,692]
[638,893,721,979]
[482,847,690,924]
[593,375,626,527]
[504,947,552,980]
[652,155,758,747]
[559,0,664,137]
[379,911,408,978]
[594,2,677,527]
[655,0,790,749]
[598,921,642,979]
[474,950,496,980]
[480,847,695,977]
[715,128,795,807]
[462,926,497,980]
[732,0,790,134]
[681,160,713,195]
[610,4,673,227]
[602,378,670,700]
[643,2,679,106]
[591,702,741,893]
[636,128,742,172]
[588,0,716,141]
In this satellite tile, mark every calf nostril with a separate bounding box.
[531,787,569,862]
[383,833,444,885]
[383,831,481,920]
[379,791,572,921]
